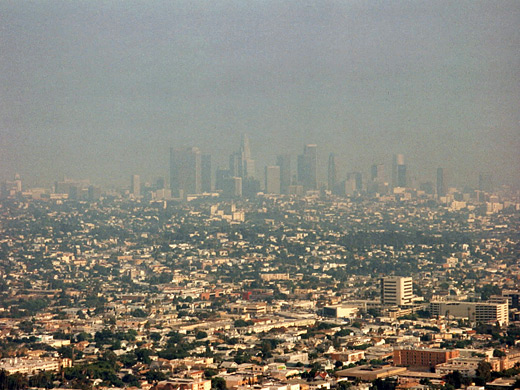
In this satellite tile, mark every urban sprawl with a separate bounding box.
[0,140,519,390]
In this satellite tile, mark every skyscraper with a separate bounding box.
[170,147,201,198]
[327,153,337,192]
[342,171,362,195]
[397,164,407,188]
[265,166,281,194]
[240,134,255,179]
[436,167,445,197]
[393,154,407,188]
[371,163,385,182]
[297,144,317,191]
[131,174,140,198]
[276,154,291,194]
[201,154,212,193]
[370,163,386,194]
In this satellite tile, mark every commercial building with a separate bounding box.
[328,153,337,192]
[276,154,291,194]
[265,166,281,194]
[381,276,413,306]
[393,154,406,188]
[170,147,202,198]
[336,365,407,381]
[429,301,509,326]
[393,348,459,370]
[435,357,483,377]
[131,174,140,198]
[201,154,212,192]
[436,168,445,197]
[322,305,359,319]
[297,144,317,191]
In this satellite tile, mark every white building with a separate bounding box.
[381,276,413,306]
[429,301,508,326]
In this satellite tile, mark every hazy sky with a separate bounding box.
[1,0,519,189]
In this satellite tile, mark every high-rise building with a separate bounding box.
[276,154,291,194]
[397,165,407,188]
[131,174,140,198]
[369,163,386,194]
[170,147,201,198]
[371,163,385,182]
[240,134,255,179]
[221,176,242,198]
[229,152,242,178]
[265,166,281,194]
[392,154,407,188]
[54,178,90,200]
[436,168,445,197]
[381,276,413,306]
[328,153,337,192]
[340,172,362,196]
[201,154,212,192]
[228,134,258,197]
[297,144,317,191]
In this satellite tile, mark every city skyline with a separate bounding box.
[0,140,511,194]
[1,1,519,189]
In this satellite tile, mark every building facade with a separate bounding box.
[381,276,413,306]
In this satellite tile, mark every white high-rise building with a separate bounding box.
[381,276,413,306]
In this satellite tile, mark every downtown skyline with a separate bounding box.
[1,1,519,189]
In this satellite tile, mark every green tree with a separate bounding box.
[196,331,208,339]
[212,377,227,390]
[476,361,492,384]
[493,349,506,357]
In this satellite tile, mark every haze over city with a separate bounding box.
[2,2,520,389]
[1,1,519,189]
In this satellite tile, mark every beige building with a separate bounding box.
[381,277,413,306]
[429,301,508,326]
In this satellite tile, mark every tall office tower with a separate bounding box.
[479,173,493,192]
[345,172,362,194]
[215,168,230,191]
[131,175,140,198]
[222,176,242,198]
[229,152,242,178]
[392,154,407,188]
[240,134,255,178]
[381,276,413,306]
[276,154,291,194]
[353,172,363,191]
[201,154,212,192]
[228,134,257,197]
[265,166,281,194]
[370,163,386,193]
[170,147,201,198]
[327,153,337,192]
[371,163,385,182]
[297,144,318,191]
[436,168,445,197]
[397,164,407,188]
